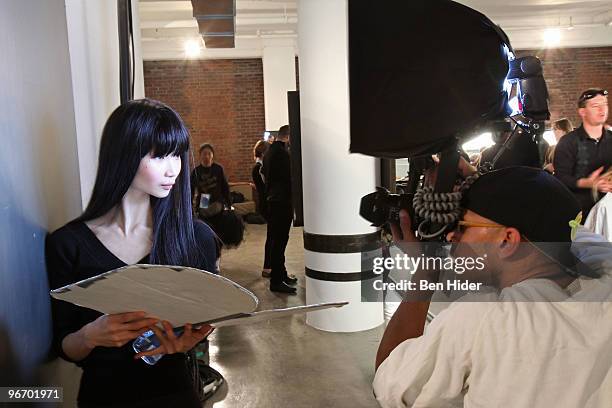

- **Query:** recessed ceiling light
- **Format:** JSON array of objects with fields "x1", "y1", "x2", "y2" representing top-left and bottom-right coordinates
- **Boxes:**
[
  {"x1": 184, "y1": 39, "x2": 202, "y2": 58},
  {"x1": 543, "y1": 28, "x2": 561, "y2": 46}
]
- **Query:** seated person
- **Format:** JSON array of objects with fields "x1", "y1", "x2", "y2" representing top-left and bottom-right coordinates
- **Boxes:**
[
  {"x1": 191, "y1": 143, "x2": 231, "y2": 220},
  {"x1": 374, "y1": 167, "x2": 612, "y2": 408}
]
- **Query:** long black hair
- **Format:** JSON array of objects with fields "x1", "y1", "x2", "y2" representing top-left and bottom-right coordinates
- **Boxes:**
[{"x1": 75, "y1": 98, "x2": 206, "y2": 268}]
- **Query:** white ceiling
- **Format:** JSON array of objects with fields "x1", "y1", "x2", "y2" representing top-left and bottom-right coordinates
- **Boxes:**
[{"x1": 139, "y1": 0, "x2": 612, "y2": 60}]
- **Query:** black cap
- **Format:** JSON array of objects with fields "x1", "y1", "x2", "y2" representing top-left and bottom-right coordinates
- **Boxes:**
[{"x1": 461, "y1": 166, "x2": 599, "y2": 278}]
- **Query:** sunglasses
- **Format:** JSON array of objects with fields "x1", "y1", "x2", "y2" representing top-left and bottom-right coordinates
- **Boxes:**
[
  {"x1": 454, "y1": 220, "x2": 506, "y2": 234},
  {"x1": 579, "y1": 89, "x2": 608, "y2": 104}
]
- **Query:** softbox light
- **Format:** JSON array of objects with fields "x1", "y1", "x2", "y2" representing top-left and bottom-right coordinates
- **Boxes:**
[{"x1": 349, "y1": 0, "x2": 510, "y2": 158}]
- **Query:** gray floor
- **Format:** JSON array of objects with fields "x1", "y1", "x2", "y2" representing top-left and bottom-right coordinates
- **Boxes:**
[{"x1": 204, "y1": 224, "x2": 385, "y2": 408}]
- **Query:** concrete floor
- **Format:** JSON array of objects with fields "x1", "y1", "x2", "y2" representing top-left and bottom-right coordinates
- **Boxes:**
[{"x1": 204, "y1": 224, "x2": 385, "y2": 408}]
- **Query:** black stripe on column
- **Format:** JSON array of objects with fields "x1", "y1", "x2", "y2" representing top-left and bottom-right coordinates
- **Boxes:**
[
  {"x1": 305, "y1": 268, "x2": 378, "y2": 282},
  {"x1": 303, "y1": 231, "x2": 381, "y2": 253}
]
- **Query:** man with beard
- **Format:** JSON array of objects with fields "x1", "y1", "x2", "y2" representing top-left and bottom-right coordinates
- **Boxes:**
[{"x1": 374, "y1": 166, "x2": 612, "y2": 408}]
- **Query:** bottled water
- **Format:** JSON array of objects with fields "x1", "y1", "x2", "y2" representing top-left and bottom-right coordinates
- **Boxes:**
[{"x1": 132, "y1": 327, "x2": 185, "y2": 365}]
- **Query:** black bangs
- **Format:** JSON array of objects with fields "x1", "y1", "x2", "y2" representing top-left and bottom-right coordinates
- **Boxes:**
[
  {"x1": 132, "y1": 100, "x2": 190, "y2": 158},
  {"x1": 149, "y1": 118, "x2": 190, "y2": 158}
]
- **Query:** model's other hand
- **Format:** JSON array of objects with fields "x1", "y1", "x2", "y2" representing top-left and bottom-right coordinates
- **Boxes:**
[
  {"x1": 83, "y1": 311, "x2": 159, "y2": 348},
  {"x1": 133, "y1": 321, "x2": 214, "y2": 359}
]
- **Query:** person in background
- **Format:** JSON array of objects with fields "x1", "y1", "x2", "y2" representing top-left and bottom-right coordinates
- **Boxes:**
[
  {"x1": 262, "y1": 125, "x2": 298, "y2": 293},
  {"x1": 544, "y1": 118, "x2": 574, "y2": 173},
  {"x1": 191, "y1": 144, "x2": 232, "y2": 236},
  {"x1": 584, "y1": 168, "x2": 612, "y2": 241},
  {"x1": 554, "y1": 88, "x2": 612, "y2": 218},
  {"x1": 252, "y1": 140, "x2": 272, "y2": 277}
]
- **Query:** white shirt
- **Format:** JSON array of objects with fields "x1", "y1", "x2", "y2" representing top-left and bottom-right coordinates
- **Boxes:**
[
  {"x1": 373, "y1": 228, "x2": 612, "y2": 408},
  {"x1": 585, "y1": 193, "x2": 612, "y2": 242}
]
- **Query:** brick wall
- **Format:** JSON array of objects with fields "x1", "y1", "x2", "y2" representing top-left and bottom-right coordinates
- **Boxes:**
[
  {"x1": 143, "y1": 48, "x2": 610, "y2": 181},
  {"x1": 516, "y1": 47, "x2": 612, "y2": 127},
  {"x1": 144, "y1": 59, "x2": 265, "y2": 182}
]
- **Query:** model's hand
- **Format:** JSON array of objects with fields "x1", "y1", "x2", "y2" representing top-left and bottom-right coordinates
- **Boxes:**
[
  {"x1": 133, "y1": 321, "x2": 214, "y2": 359},
  {"x1": 83, "y1": 311, "x2": 159, "y2": 349}
]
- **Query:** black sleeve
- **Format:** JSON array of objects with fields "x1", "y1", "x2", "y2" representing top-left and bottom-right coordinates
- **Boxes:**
[
  {"x1": 252, "y1": 163, "x2": 265, "y2": 193},
  {"x1": 193, "y1": 221, "x2": 220, "y2": 274},
  {"x1": 280, "y1": 150, "x2": 292, "y2": 194},
  {"x1": 262, "y1": 155, "x2": 270, "y2": 193},
  {"x1": 45, "y1": 228, "x2": 84, "y2": 363},
  {"x1": 553, "y1": 135, "x2": 579, "y2": 190}
]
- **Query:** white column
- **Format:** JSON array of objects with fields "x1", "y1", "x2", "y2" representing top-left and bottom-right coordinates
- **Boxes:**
[
  {"x1": 262, "y1": 40, "x2": 297, "y2": 131},
  {"x1": 298, "y1": 0, "x2": 383, "y2": 332}
]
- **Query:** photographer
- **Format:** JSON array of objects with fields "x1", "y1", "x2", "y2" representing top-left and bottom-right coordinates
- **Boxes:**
[{"x1": 374, "y1": 166, "x2": 612, "y2": 408}]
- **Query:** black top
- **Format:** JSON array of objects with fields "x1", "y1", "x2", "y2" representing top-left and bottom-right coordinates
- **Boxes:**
[
  {"x1": 553, "y1": 126, "x2": 612, "y2": 215},
  {"x1": 190, "y1": 163, "x2": 231, "y2": 207},
  {"x1": 46, "y1": 221, "x2": 217, "y2": 406},
  {"x1": 262, "y1": 141, "x2": 292, "y2": 204},
  {"x1": 251, "y1": 160, "x2": 266, "y2": 215}
]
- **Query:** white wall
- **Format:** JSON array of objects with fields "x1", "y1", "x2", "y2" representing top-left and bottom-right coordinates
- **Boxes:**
[
  {"x1": 0, "y1": 0, "x2": 82, "y2": 383},
  {"x1": 0, "y1": 0, "x2": 145, "y2": 404},
  {"x1": 262, "y1": 42, "x2": 297, "y2": 131}
]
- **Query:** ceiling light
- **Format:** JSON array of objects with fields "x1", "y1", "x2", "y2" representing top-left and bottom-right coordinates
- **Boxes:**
[
  {"x1": 184, "y1": 39, "x2": 202, "y2": 58},
  {"x1": 543, "y1": 28, "x2": 561, "y2": 47}
]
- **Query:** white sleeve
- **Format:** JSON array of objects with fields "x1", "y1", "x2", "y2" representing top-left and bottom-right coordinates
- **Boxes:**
[
  {"x1": 573, "y1": 226, "x2": 612, "y2": 278},
  {"x1": 584, "y1": 194, "x2": 612, "y2": 242},
  {"x1": 373, "y1": 302, "x2": 491, "y2": 408}
]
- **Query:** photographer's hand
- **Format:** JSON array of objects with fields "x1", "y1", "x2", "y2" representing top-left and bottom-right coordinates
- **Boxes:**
[
  {"x1": 389, "y1": 209, "x2": 418, "y2": 243},
  {"x1": 376, "y1": 210, "x2": 435, "y2": 371}
]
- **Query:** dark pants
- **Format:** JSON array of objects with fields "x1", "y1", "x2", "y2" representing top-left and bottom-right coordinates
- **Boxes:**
[
  {"x1": 268, "y1": 201, "x2": 293, "y2": 285},
  {"x1": 263, "y1": 225, "x2": 272, "y2": 270}
]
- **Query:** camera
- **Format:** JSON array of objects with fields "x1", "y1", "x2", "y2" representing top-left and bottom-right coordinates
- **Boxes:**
[{"x1": 360, "y1": 187, "x2": 415, "y2": 228}]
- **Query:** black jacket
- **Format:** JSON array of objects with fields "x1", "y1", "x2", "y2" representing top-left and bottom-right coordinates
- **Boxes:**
[
  {"x1": 262, "y1": 141, "x2": 292, "y2": 204},
  {"x1": 251, "y1": 161, "x2": 266, "y2": 215},
  {"x1": 190, "y1": 163, "x2": 231, "y2": 207}
]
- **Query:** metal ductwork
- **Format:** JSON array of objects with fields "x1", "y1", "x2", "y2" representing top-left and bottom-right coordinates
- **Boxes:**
[{"x1": 191, "y1": 0, "x2": 236, "y2": 48}]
